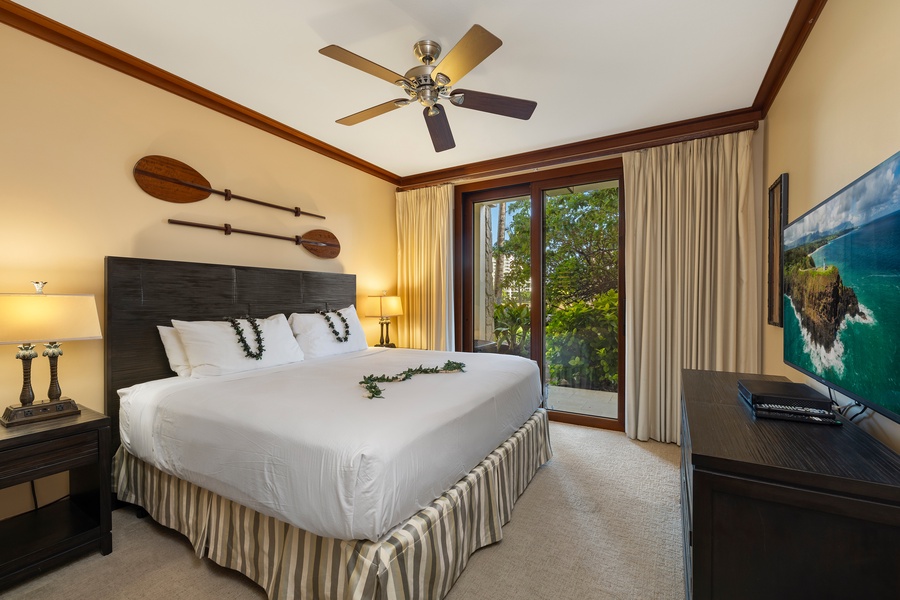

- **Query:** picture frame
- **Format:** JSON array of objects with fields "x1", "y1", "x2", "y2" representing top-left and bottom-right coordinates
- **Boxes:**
[{"x1": 767, "y1": 173, "x2": 789, "y2": 326}]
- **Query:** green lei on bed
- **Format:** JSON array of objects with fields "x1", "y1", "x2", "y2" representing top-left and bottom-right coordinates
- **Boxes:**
[
  {"x1": 226, "y1": 316, "x2": 265, "y2": 360},
  {"x1": 360, "y1": 360, "x2": 466, "y2": 399}
]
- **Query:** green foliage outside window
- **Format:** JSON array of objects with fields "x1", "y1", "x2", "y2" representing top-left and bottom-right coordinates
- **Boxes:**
[
  {"x1": 545, "y1": 290, "x2": 619, "y2": 391},
  {"x1": 488, "y1": 186, "x2": 619, "y2": 390},
  {"x1": 493, "y1": 301, "x2": 531, "y2": 357},
  {"x1": 498, "y1": 187, "x2": 619, "y2": 308}
]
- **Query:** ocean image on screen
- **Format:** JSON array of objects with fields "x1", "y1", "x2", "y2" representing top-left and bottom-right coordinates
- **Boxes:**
[{"x1": 783, "y1": 152, "x2": 900, "y2": 418}]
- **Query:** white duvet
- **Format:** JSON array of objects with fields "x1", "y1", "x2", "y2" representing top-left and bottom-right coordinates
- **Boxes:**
[{"x1": 118, "y1": 348, "x2": 542, "y2": 541}]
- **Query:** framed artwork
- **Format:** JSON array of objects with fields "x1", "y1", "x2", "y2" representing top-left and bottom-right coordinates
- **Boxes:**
[{"x1": 767, "y1": 173, "x2": 789, "y2": 326}]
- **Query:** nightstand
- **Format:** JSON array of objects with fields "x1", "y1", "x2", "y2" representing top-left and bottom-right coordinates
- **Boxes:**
[{"x1": 0, "y1": 406, "x2": 111, "y2": 589}]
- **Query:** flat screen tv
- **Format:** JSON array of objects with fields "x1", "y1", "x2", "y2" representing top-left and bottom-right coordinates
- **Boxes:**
[{"x1": 783, "y1": 151, "x2": 900, "y2": 424}]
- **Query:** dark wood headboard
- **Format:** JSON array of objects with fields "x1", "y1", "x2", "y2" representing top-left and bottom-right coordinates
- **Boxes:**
[{"x1": 104, "y1": 256, "x2": 356, "y2": 452}]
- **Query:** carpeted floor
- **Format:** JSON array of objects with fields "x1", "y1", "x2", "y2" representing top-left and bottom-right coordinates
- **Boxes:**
[{"x1": 0, "y1": 422, "x2": 684, "y2": 600}]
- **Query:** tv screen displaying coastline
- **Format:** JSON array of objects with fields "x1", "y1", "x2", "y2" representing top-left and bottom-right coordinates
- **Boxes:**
[{"x1": 783, "y1": 151, "x2": 900, "y2": 423}]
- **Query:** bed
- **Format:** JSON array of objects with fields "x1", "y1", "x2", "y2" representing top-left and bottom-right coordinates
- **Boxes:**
[{"x1": 105, "y1": 256, "x2": 551, "y2": 599}]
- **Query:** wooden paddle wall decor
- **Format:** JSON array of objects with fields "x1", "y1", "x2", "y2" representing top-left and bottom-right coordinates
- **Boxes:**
[
  {"x1": 133, "y1": 155, "x2": 340, "y2": 258},
  {"x1": 167, "y1": 219, "x2": 341, "y2": 258},
  {"x1": 133, "y1": 155, "x2": 325, "y2": 219}
]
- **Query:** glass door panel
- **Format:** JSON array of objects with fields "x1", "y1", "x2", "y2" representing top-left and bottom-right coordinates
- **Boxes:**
[
  {"x1": 472, "y1": 195, "x2": 531, "y2": 356},
  {"x1": 542, "y1": 181, "x2": 620, "y2": 419}
]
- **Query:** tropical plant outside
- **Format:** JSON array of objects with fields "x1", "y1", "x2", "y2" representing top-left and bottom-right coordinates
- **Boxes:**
[
  {"x1": 545, "y1": 290, "x2": 618, "y2": 391},
  {"x1": 493, "y1": 301, "x2": 531, "y2": 357},
  {"x1": 486, "y1": 185, "x2": 619, "y2": 392}
]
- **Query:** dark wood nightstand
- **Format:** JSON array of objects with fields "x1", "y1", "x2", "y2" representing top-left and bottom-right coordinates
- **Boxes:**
[{"x1": 0, "y1": 406, "x2": 111, "y2": 589}]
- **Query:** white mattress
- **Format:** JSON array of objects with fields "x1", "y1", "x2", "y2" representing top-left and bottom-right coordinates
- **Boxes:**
[{"x1": 118, "y1": 348, "x2": 542, "y2": 541}]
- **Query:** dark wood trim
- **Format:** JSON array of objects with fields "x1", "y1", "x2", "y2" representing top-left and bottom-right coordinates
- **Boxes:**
[
  {"x1": 528, "y1": 179, "x2": 544, "y2": 376},
  {"x1": 454, "y1": 158, "x2": 624, "y2": 194},
  {"x1": 0, "y1": 1, "x2": 400, "y2": 185},
  {"x1": 549, "y1": 410, "x2": 624, "y2": 432},
  {"x1": 752, "y1": 0, "x2": 828, "y2": 117},
  {"x1": 399, "y1": 109, "x2": 759, "y2": 189},
  {"x1": 457, "y1": 183, "x2": 533, "y2": 203},
  {"x1": 2, "y1": 0, "x2": 822, "y2": 188}
]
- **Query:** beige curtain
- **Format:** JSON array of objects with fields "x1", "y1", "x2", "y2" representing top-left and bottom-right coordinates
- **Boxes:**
[
  {"x1": 395, "y1": 184, "x2": 455, "y2": 350},
  {"x1": 623, "y1": 130, "x2": 760, "y2": 443}
]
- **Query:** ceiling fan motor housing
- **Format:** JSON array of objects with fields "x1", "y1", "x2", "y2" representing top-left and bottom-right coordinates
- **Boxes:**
[
  {"x1": 412, "y1": 39, "x2": 441, "y2": 64},
  {"x1": 403, "y1": 64, "x2": 449, "y2": 108}
]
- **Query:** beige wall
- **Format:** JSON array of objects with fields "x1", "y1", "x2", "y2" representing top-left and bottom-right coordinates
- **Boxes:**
[
  {"x1": 762, "y1": 0, "x2": 900, "y2": 449},
  {"x1": 0, "y1": 24, "x2": 397, "y2": 516}
]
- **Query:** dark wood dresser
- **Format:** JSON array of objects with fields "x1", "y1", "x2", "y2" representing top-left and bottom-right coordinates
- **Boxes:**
[{"x1": 681, "y1": 369, "x2": 900, "y2": 600}]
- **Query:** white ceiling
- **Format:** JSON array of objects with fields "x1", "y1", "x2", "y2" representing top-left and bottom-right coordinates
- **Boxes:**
[{"x1": 15, "y1": 0, "x2": 798, "y2": 178}]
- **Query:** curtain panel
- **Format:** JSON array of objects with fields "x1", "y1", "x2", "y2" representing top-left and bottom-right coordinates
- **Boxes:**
[
  {"x1": 396, "y1": 184, "x2": 455, "y2": 350},
  {"x1": 623, "y1": 131, "x2": 760, "y2": 443}
]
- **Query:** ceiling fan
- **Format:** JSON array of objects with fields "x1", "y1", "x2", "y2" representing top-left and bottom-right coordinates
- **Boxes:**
[{"x1": 319, "y1": 25, "x2": 537, "y2": 152}]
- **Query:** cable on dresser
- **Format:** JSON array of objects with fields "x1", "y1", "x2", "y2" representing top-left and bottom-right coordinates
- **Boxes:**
[{"x1": 848, "y1": 405, "x2": 869, "y2": 422}]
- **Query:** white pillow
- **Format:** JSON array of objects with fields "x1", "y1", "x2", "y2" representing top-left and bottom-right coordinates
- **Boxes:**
[
  {"x1": 289, "y1": 305, "x2": 367, "y2": 358},
  {"x1": 172, "y1": 313, "x2": 305, "y2": 377},
  {"x1": 157, "y1": 325, "x2": 192, "y2": 377}
]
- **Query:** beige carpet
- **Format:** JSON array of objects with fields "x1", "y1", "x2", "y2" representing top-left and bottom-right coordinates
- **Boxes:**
[{"x1": 0, "y1": 422, "x2": 684, "y2": 600}]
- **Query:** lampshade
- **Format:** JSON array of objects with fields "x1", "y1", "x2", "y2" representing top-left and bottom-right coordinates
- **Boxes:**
[
  {"x1": 0, "y1": 293, "x2": 102, "y2": 345},
  {"x1": 365, "y1": 295, "x2": 403, "y2": 318}
]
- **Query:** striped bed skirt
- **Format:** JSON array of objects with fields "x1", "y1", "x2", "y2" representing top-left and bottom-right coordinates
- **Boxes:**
[{"x1": 114, "y1": 408, "x2": 551, "y2": 600}]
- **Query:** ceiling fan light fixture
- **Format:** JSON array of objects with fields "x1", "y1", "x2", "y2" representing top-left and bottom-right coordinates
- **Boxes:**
[{"x1": 418, "y1": 87, "x2": 439, "y2": 108}]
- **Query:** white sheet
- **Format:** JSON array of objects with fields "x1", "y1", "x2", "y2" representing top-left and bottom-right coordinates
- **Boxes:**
[{"x1": 118, "y1": 348, "x2": 542, "y2": 541}]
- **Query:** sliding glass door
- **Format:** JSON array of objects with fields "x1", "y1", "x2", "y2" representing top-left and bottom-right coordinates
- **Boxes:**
[
  {"x1": 457, "y1": 163, "x2": 624, "y2": 430},
  {"x1": 472, "y1": 195, "x2": 531, "y2": 356},
  {"x1": 542, "y1": 181, "x2": 620, "y2": 420}
]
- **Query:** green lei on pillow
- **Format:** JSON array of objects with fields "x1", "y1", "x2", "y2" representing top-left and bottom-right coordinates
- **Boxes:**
[{"x1": 226, "y1": 317, "x2": 265, "y2": 360}]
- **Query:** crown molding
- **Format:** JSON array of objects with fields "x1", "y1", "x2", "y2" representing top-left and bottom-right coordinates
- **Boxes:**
[
  {"x1": 0, "y1": 0, "x2": 400, "y2": 184},
  {"x1": 752, "y1": 0, "x2": 828, "y2": 117},
  {"x1": 2, "y1": 0, "x2": 824, "y2": 187},
  {"x1": 399, "y1": 0, "x2": 827, "y2": 188},
  {"x1": 398, "y1": 108, "x2": 760, "y2": 189}
]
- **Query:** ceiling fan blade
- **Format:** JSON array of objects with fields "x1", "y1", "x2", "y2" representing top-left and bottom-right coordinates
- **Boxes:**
[
  {"x1": 433, "y1": 24, "x2": 502, "y2": 85},
  {"x1": 450, "y1": 89, "x2": 537, "y2": 120},
  {"x1": 423, "y1": 105, "x2": 455, "y2": 152},
  {"x1": 319, "y1": 45, "x2": 408, "y2": 86},
  {"x1": 336, "y1": 99, "x2": 409, "y2": 126}
]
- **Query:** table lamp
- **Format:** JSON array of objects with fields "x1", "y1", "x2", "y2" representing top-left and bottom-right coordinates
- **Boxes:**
[
  {"x1": 0, "y1": 282, "x2": 102, "y2": 427},
  {"x1": 366, "y1": 294, "x2": 403, "y2": 348}
]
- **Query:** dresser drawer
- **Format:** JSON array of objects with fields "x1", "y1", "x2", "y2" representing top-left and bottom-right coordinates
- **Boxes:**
[{"x1": 0, "y1": 431, "x2": 98, "y2": 488}]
